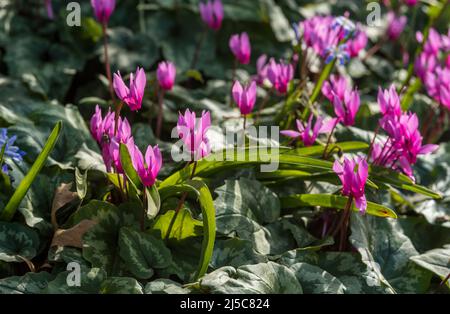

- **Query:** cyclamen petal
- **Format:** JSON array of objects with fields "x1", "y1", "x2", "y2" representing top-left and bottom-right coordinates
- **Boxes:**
[
  {"x1": 229, "y1": 32, "x2": 251, "y2": 64},
  {"x1": 387, "y1": 12, "x2": 407, "y2": 40},
  {"x1": 45, "y1": 0, "x2": 54, "y2": 19},
  {"x1": 378, "y1": 85, "x2": 401, "y2": 117},
  {"x1": 177, "y1": 109, "x2": 211, "y2": 160},
  {"x1": 157, "y1": 61, "x2": 176, "y2": 91},
  {"x1": 132, "y1": 145, "x2": 162, "y2": 187},
  {"x1": 333, "y1": 157, "x2": 369, "y2": 213},
  {"x1": 113, "y1": 67, "x2": 147, "y2": 111},
  {"x1": 232, "y1": 80, "x2": 257, "y2": 115},
  {"x1": 281, "y1": 115, "x2": 328, "y2": 146},
  {"x1": 280, "y1": 130, "x2": 302, "y2": 138},
  {"x1": 91, "y1": 0, "x2": 116, "y2": 24},
  {"x1": 199, "y1": 0, "x2": 223, "y2": 30}
]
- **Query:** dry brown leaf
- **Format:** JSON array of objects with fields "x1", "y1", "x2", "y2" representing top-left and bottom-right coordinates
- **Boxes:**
[
  {"x1": 51, "y1": 182, "x2": 78, "y2": 229},
  {"x1": 51, "y1": 219, "x2": 97, "y2": 248}
]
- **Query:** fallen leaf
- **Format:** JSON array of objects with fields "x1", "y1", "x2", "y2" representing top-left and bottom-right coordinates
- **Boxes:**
[
  {"x1": 51, "y1": 219, "x2": 97, "y2": 248},
  {"x1": 51, "y1": 183, "x2": 78, "y2": 229}
]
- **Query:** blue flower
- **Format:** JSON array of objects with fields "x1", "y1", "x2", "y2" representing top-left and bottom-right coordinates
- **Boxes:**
[
  {"x1": 0, "y1": 128, "x2": 25, "y2": 165},
  {"x1": 324, "y1": 44, "x2": 350, "y2": 65},
  {"x1": 1, "y1": 164, "x2": 9, "y2": 175},
  {"x1": 332, "y1": 16, "x2": 356, "y2": 39},
  {"x1": 292, "y1": 22, "x2": 300, "y2": 41}
]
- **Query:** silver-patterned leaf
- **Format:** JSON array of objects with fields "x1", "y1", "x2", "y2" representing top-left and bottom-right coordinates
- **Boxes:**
[
  {"x1": 118, "y1": 227, "x2": 172, "y2": 280},
  {"x1": 199, "y1": 262, "x2": 302, "y2": 294},
  {"x1": 100, "y1": 277, "x2": 143, "y2": 294},
  {"x1": 0, "y1": 222, "x2": 39, "y2": 262}
]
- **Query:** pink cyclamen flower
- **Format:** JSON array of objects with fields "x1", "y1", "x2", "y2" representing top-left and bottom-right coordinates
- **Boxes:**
[
  {"x1": 377, "y1": 112, "x2": 439, "y2": 179},
  {"x1": 229, "y1": 32, "x2": 251, "y2": 65},
  {"x1": 131, "y1": 144, "x2": 162, "y2": 187},
  {"x1": 90, "y1": 0, "x2": 116, "y2": 24},
  {"x1": 232, "y1": 81, "x2": 257, "y2": 115},
  {"x1": 387, "y1": 12, "x2": 407, "y2": 40},
  {"x1": 109, "y1": 136, "x2": 136, "y2": 174},
  {"x1": 45, "y1": 0, "x2": 54, "y2": 19},
  {"x1": 346, "y1": 26, "x2": 368, "y2": 58},
  {"x1": 299, "y1": 16, "x2": 366, "y2": 62},
  {"x1": 113, "y1": 67, "x2": 147, "y2": 111},
  {"x1": 424, "y1": 66, "x2": 450, "y2": 110},
  {"x1": 417, "y1": 28, "x2": 442, "y2": 56},
  {"x1": 267, "y1": 59, "x2": 294, "y2": 94},
  {"x1": 281, "y1": 114, "x2": 332, "y2": 146},
  {"x1": 199, "y1": 0, "x2": 224, "y2": 31},
  {"x1": 333, "y1": 157, "x2": 369, "y2": 213},
  {"x1": 255, "y1": 54, "x2": 269, "y2": 85},
  {"x1": 177, "y1": 109, "x2": 211, "y2": 160},
  {"x1": 322, "y1": 75, "x2": 348, "y2": 102},
  {"x1": 404, "y1": 0, "x2": 418, "y2": 6},
  {"x1": 332, "y1": 88, "x2": 361, "y2": 126},
  {"x1": 90, "y1": 105, "x2": 132, "y2": 172},
  {"x1": 157, "y1": 61, "x2": 176, "y2": 91},
  {"x1": 378, "y1": 84, "x2": 402, "y2": 118}
]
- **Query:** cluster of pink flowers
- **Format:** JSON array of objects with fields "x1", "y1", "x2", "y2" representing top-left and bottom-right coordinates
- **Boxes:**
[
  {"x1": 90, "y1": 104, "x2": 212, "y2": 185},
  {"x1": 414, "y1": 28, "x2": 450, "y2": 110},
  {"x1": 177, "y1": 109, "x2": 211, "y2": 160},
  {"x1": 296, "y1": 15, "x2": 367, "y2": 64},
  {"x1": 90, "y1": 105, "x2": 162, "y2": 187},
  {"x1": 254, "y1": 55, "x2": 294, "y2": 94},
  {"x1": 322, "y1": 75, "x2": 361, "y2": 127},
  {"x1": 90, "y1": 54, "x2": 212, "y2": 186},
  {"x1": 370, "y1": 85, "x2": 439, "y2": 180}
]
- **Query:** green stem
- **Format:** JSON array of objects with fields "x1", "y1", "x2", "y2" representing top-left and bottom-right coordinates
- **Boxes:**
[
  {"x1": 331, "y1": 196, "x2": 353, "y2": 238},
  {"x1": 0, "y1": 143, "x2": 6, "y2": 171},
  {"x1": 304, "y1": 59, "x2": 336, "y2": 120},
  {"x1": 141, "y1": 188, "x2": 147, "y2": 232},
  {"x1": 322, "y1": 119, "x2": 338, "y2": 159},
  {"x1": 165, "y1": 161, "x2": 198, "y2": 241},
  {"x1": 156, "y1": 89, "x2": 165, "y2": 138},
  {"x1": 191, "y1": 28, "x2": 207, "y2": 69}
]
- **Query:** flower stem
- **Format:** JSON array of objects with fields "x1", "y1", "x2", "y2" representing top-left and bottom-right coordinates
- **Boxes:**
[
  {"x1": 366, "y1": 124, "x2": 380, "y2": 162},
  {"x1": 331, "y1": 196, "x2": 353, "y2": 237},
  {"x1": 156, "y1": 88, "x2": 165, "y2": 138},
  {"x1": 309, "y1": 59, "x2": 336, "y2": 106},
  {"x1": 102, "y1": 22, "x2": 120, "y2": 135},
  {"x1": 165, "y1": 160, "x2": 198, "y2": 241},
  {"x1": 322, "y1": 119, "x2": 338, "y2": 159},
  {"x1": 141, "y1": 188, "x2": 147, "y2": 232},
  {"x1": 191, "y1": 28, "x2": 207, "y2": 69},
  {"x1": 229, "y1": 59, "x2": 238, "y2": 107},
  {"x1": 255, "y1": 89, "x2": 271, "y2": 124},
  {"x1": 362, "y1": 37, "x2": 387, "y2": 62}
]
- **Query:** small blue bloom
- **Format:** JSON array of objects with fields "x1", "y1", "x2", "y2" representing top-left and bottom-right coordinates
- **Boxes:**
[
  {"x1": 324, "y1": 44, "x2": 350, "y2": 65},
  {"x1": 332, "y1": 16, "x2": 356, "y2": 39},
  {"x1": 0, "y1": 128, "x2": 25, "y2": 164},
  {"x1": 292, "y1": 22, "x2": 300, "y2": 41},
  {"x1": 1, "y1": 164, "x2": 9, "y2": 175}
]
